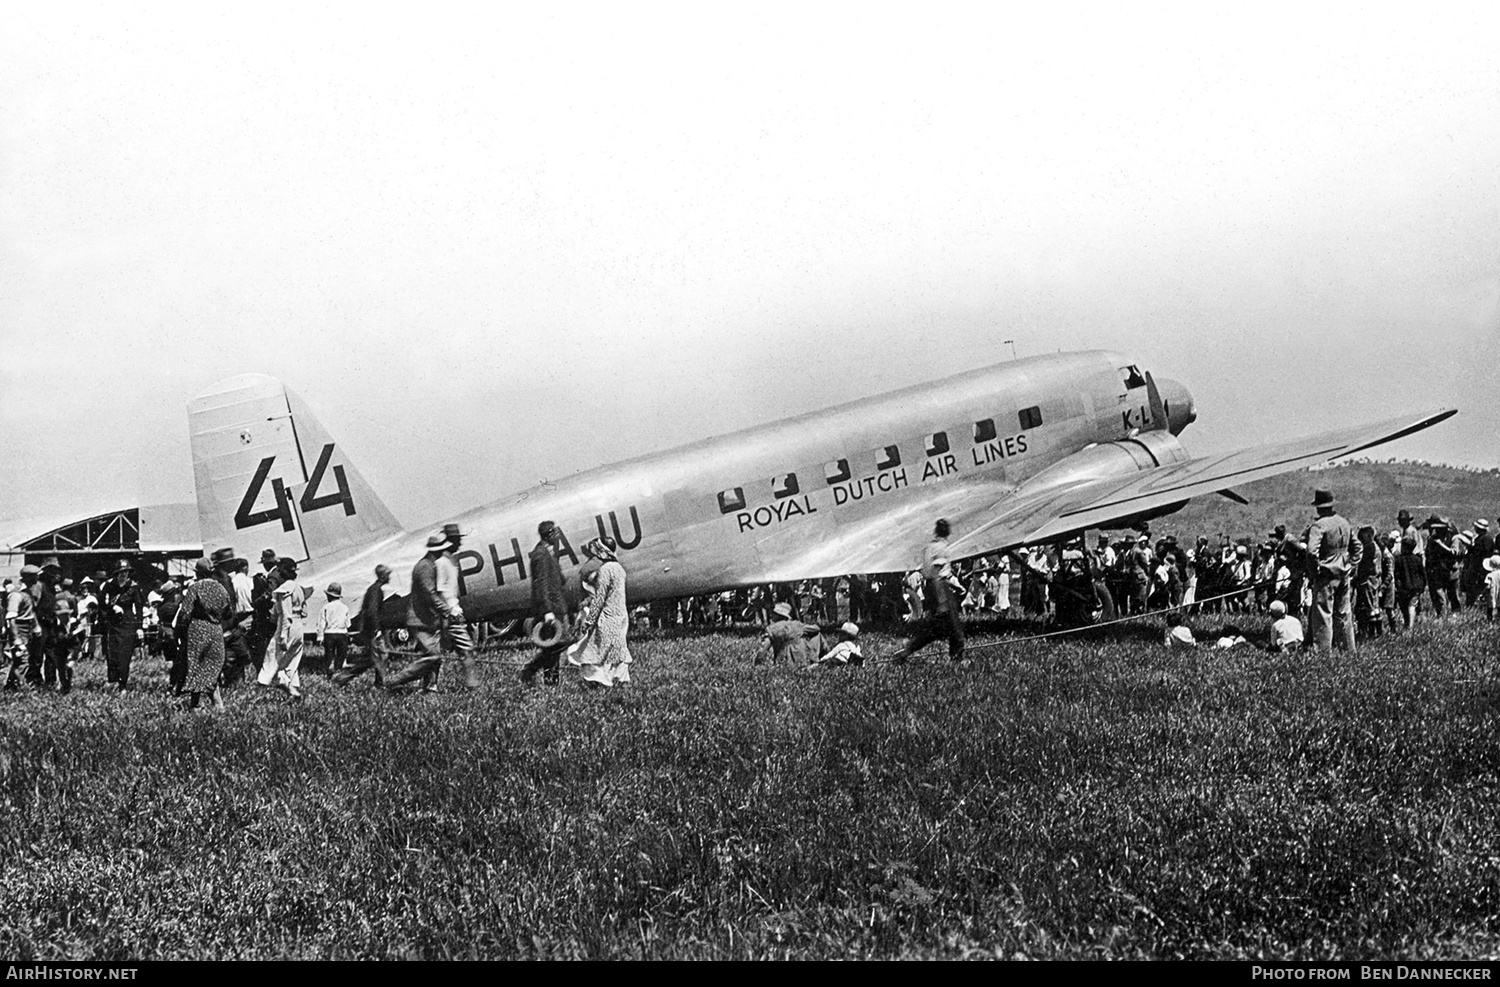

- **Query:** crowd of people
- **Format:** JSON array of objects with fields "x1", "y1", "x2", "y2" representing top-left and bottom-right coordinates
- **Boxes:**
[
  {"x1": 6, "y1": 486, "x2": 1498, "y2": 696},
  {"x1": 0, "y1": 519, "x2": 635, "y2": 710}
]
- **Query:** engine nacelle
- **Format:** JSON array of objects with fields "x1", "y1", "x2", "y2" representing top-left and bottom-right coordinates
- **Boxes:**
[{"x1": 1018, "y1": 431, "x2": 1192, "y2": 495}]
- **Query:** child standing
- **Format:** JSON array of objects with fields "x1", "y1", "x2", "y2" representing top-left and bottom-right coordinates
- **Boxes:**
[{"x1": 317, "y1": 582, "x2": 350, "y2": 677}]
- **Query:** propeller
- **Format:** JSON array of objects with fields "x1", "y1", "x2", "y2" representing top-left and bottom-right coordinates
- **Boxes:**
[{"x1": 1143, "y1": 370, "x2": 1168, "y2": 432}]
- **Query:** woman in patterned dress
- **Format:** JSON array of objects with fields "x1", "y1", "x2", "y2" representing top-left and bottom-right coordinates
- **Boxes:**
[
  {"x1": 566, "y1": 537, "x2": 632, "y2": 689},
  {"x1": 176, "y1": 558, "x2": 230, "y2": 710}
]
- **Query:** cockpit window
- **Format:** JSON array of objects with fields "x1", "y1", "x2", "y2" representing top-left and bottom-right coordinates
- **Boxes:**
[{"x1": 1121, "y1": 365, "x2": 1146, "y2": 389}]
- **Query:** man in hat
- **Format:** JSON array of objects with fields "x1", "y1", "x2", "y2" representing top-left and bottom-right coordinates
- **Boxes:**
[
  {"x1": 334, "y1": 564, "x2": 395, "y2": 686},
  {"x1": 1423, "y1": 515, "x2": 1463, "y2": 616},
  {"x1": 436, "y1": 524, "x2": 478, "y2": 688},
  {"x1": 1304, "y1": 489, "x2": 1355, "y2": 652},
  {"x1": 1396, "y1": 509, "x2": 1425, "y2": 562},
  {"x1": 99, "y1": 560, "x2": 147, "y2": 689},
  {"x1": 762, "y1": 600, "x2": 823, "y2": 665},
  {"x1": 521, "y1": 521, "x2": 570, "y2": 686},
  {"x1": 386, "y1": 531, "x2": 476, "y2": 692},
  {"x1": 1463, "y1": 519, "x2": 1493, "y2": 607},
  {"x1": 207, "y1": 547, "x2": 255, "y2": 688},
  {"x1": 3, "y1": 565, "x2": 42, "y2": 690},
  {"x1": 247, "y1": 547, "x2": 281, "y2": 683},
  {"x1": 32, "y1": 557, "x2": 70, "y2": 692}
]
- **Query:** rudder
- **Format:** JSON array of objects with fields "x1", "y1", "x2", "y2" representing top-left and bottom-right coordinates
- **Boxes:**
[{"x1": 188, "y1": 374, "x2": 403, "y2": 570}]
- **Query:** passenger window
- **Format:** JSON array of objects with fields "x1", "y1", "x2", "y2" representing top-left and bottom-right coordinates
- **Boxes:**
[
  {"x1": 925, "y1": 431, "x2": 949, "y2": 457},
  {"x1": 875, "y1": 445, "x2": 901, "y2": 471},
  {"x1": 973, "y1": 419, "x2": 996, "y2": 444},
  {"x1": 718, "y1": 487, "x2": 746, "y2": 514},
  {"x1": 1019, "y1": 406, "x2": 1043, "y2": 430},
  {"x1": 824, "y1": 458, "x2": 851, "y2": 485},
  {"x1": 772, "y1": 473, "x2": 800, "y2": 499},
  {"x1": 1121, "y1": 366, "x2": 1146, "y2": 389}
]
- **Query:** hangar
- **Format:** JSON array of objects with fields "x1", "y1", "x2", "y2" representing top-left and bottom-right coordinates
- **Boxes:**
[{"x1": 0, "y1": 504, "x2": 202, "y2": 584}]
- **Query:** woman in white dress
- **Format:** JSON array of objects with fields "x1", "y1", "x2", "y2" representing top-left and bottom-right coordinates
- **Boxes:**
[{"x1": 567, "y1": 537, "x2": 632, "y2": 689}]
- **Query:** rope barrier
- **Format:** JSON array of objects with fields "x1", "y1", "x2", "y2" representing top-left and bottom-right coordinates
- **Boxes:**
[{"x1": 870, "y1": 577, "x2": 1286, "y2": 663}]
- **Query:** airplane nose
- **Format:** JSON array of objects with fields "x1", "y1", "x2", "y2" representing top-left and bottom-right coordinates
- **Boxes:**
[{"x1": 1156, "y1": 377, "x2": 1196, "y2": 435}]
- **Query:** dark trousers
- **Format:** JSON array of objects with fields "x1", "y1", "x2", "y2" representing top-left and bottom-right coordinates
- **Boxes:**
[
  {"x1": 44, "y1": 633, "x2": 73, "y2": 694},
  {"x1": 898, "y1": 608, "x2": 966, "y2": 661},
  {"x1": 333, "y1": 633, "x2": 393, "y2": 686},
  {"x1": 104, "y1": 625, "x2": 137, "y2": 686},
  {"x1": 1428, "y1": 573, "x2": 1462, "y2": 616},
  {"x1": 221, "y1": 625, "x2": 253, "y2": 687},
  {"x1": 166, "y1": 632, "x2": 187, "y2": 694},
  {"x1": 323, "y1": 633, "x2": 348, "y2": 675},
  {"x1": 521, "y1": 645, "x2": 566, "y2": 684}
]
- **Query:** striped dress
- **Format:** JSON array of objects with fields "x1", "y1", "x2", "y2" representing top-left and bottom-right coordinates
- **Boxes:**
[{"x1": 180, "y1": 577, "x2": 230, "y2": 694}]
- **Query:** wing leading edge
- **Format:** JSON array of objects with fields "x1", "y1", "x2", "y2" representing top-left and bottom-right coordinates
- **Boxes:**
[
  {"x1": 760, "y1": 408, "x2": 1454, "y2": 578},
  {"x1": 948, "y1": 407, "x2": 1457, "y2": 557}
]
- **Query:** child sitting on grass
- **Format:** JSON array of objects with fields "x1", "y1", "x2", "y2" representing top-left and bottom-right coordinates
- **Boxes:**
[{"x1": 810, "y1": 622, "x2": 864, "y2": 668}]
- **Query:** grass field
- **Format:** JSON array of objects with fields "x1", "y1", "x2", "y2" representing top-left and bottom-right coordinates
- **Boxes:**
[{"x1": 2, "y1": 612, "x2": 1499, "y2": 960}]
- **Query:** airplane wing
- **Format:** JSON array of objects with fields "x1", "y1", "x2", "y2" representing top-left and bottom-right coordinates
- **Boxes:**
[
  {"x1": 948, "y1": 407, "x2": 1457, "y2": 557},
  {"x1": 764, "y1": 408, "x2": 1454, "y2": 578}
]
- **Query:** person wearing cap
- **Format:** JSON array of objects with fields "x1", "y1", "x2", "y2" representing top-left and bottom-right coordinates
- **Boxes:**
[
  {"x1": 317, "y1": 583, "x2": 351, "y2": 677},
  {"x1": 98, "y1": 560, "x2": 147, "y2": 690},
  {"x1": 566, "y1": 536, "x2": 633, "y2": 688},
  {"x1": 1267, "y1": 599, "x2": 1304, "y2": 653},
  {"x1": 259, "y1": 557, "x2": 307, "y2": 699},
  {"x1": 1463, "y1": 519, "x2": 1493, "y2": 607},
  {"x1": 761, "y1": 600, "x2": 823, "y2": 665},
  {"x1": 247, "y1": 548, "x2": 282, "y2": 683},
  {"x1": 810, "y1": 621, "x2": 863, "y2": 668},
  {"x1": 521, "y1": 521, "x2": 570, "y2": 687},
  {"x1": 3, "y1": 565, "x2": 42, "y2": 690},
  {"x1": 334, "y1": 565, "x2": 395, "y2": 687},
  {"x1": 1304, "y1": 489, "x2": 1355, "y2": 653},
  {"x1": 176, "y1": 557, "x2": 231, "y2": 710}
]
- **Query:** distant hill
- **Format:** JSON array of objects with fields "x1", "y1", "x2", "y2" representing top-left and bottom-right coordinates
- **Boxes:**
[{"x1": 1110, "y1": 460, "x2": 1500, "y2": 544}]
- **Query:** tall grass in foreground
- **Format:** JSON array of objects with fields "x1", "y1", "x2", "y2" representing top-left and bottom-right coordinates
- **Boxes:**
[{"x1": 1, "y1": 613, "x2": 1498, "y2": 959}]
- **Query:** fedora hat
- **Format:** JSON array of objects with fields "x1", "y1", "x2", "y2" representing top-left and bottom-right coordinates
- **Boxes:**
[
  {"x1": 112, "y1": 560, "x2": 132, "y2": 574},
  {"x1": 1476, "y1": 519, "x2": 1490, "y2": 532},
  {"x1": 529, "y1": 616, "x2": 566, "y2": 648},
  {"x1": 210, "y1": 546, "x2": 237, "y2": 567},
  {"x1": 1311, "y1": 489, "x2": 1335, "y2": 507},
  {"x1": 772, "y1": 601, "x2": 793, "y2": 619},
  {"x1": 325, "y1": 582, "x2": 342, "y2": 599},
  {"x1": 40, "y1": 556, "x2": 62, "y2": 571}
]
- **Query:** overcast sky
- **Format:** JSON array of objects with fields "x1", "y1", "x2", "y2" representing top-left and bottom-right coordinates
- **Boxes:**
[{"x1": 3, "y1": 4, "x2": 1497, "y2": 530}]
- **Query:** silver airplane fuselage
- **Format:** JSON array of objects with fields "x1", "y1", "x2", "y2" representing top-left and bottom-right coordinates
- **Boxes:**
[{"x1": 310, "y1": 349, "x2": 1195, "y2": 618}]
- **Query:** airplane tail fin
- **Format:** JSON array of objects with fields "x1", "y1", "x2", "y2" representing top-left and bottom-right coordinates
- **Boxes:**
[{"x1": 187, "y1": 374, "x2": 403, "y2": 571}]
